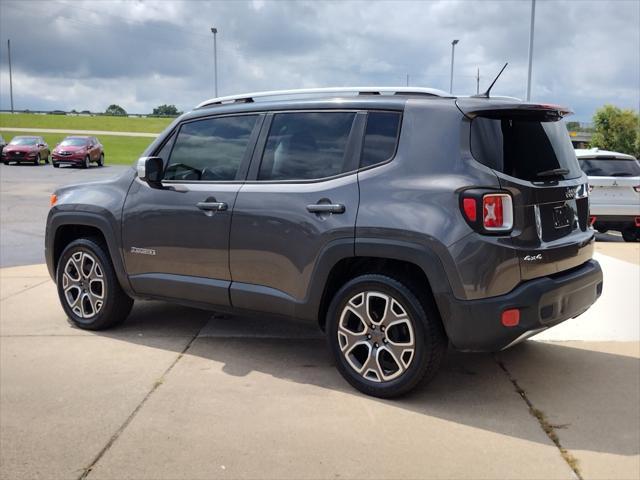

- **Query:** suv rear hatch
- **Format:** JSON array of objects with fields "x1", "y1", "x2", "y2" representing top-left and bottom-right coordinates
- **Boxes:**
[
  {"x1": 457, "y1": 98, "x2": 593, "y2": 281},
  {"x1": 576, "y1": 153, "x2": 640, "y2": 212}
]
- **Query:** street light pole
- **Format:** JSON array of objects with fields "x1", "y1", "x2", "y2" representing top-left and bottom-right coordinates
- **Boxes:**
[
  {"x1": 211, "y1": 27, "x2": 218, "y2": 97},
  {"x1": 526, "y1": 0, "x2": 536, "y2": 101},
  {"x1": 449, "y1": 39, "x2": 459, "y2": 94},
  {"x1": 8, "y1": 39, "x2": 14, "y2": 113}
]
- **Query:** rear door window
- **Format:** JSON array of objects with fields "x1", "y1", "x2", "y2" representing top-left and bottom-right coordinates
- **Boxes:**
[
  {"x1": 360, "y1": 112, "x2": 401, "y2": 168},
  {"x1": 258, "y1": 112, "x2": 356, "y2": 181},
  {"x1": 578, "y1": 158, "x2": 640, "y2": 177},
  {"x1": 471, "y1": 117, "x2": 582, "y2": 181}
]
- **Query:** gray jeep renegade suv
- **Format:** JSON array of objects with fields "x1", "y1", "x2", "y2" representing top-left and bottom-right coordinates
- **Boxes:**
[{"x1": 45, "y1": 87, "x2": 603, "y2": 398}]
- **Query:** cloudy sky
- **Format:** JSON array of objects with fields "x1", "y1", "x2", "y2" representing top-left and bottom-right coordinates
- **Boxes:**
[{"x1": 0, "y1": 0, "x2": 638, "y2": 121}]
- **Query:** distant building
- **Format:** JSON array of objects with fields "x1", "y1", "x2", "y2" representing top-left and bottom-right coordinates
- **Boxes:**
[{"x1": 568, "y1": 130, "x2": 592, "y2": 149}]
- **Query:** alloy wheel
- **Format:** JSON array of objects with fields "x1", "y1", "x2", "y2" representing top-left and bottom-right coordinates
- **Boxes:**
[
  {"x1": 337, "y1": 291, "x2": 415, "y2": 382},
  {"x1": 62, "y1": 251, "x2": 106, "y2": 319}
]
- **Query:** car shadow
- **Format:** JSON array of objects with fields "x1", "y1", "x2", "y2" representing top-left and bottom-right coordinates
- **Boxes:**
[{"x1": 93, "y1": 299, "x2": 639, "y2": 458}]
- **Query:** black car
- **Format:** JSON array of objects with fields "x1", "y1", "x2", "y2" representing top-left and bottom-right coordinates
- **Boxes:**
[{"x1": 45, "y1": 87, "x2": 602, "y2": 397}]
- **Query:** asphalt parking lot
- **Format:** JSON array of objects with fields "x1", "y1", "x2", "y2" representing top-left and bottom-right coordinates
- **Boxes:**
[{"x1": 0, "y1": 163, "x2": 639, "y2": 479}]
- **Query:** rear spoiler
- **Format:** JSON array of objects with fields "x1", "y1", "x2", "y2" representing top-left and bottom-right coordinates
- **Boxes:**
[{"x1": 456, "y1": 98, "x2": 573, "y2": 121}]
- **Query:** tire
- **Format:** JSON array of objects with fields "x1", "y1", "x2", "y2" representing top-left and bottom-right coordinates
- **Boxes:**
[
  {"x1": 82, "y1": 156, "x2": 90, "y2": 169},
  {"x1": 56, "y1": 237, "x2": 133, "y2": 330},
  {"x1": 34, "y1": 154, "x2": 40, "y2": 166},
  {"x1": 52, "y1": 162, "x2": 60, "y2": 168},
  {"x1": 3, "y1": 161, "x2": 8, "y2": 165},
  {"x1": 326, "y1": 274, "x2": 447, "y2": 398},
  {"x1": 97, "y1": 153, "x2": 104, "y2": 167},
  {"x1": 622, "y1": 228, "x2": 640, "y2": 242}
]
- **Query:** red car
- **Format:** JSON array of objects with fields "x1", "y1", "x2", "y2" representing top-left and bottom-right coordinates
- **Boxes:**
[
  {"x1": 52, "y1": 136, "x2": 104, "y2": 168},
  {"x1": 2, "y1": 136, "x2": 50, "y2": 165}
]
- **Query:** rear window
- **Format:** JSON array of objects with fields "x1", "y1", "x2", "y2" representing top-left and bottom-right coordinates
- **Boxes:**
[
  {"x1": 258, "y1": 112, "x2": 355, "y2": 181},
  {"x1": 360, "y1": 112, "x2": 401, "y2": 168},
  {"x1": 471, "y1": 117, "x2": 582, "y2": 181},
  {"x1": 578, "y1": 158, "x2": 640, "y2": 177}
]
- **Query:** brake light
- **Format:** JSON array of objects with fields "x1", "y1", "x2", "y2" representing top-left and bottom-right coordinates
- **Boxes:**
[
  {"x1": 589, "y1": 216, "x2": 597, "y2": 226},
  {"x1": 462, "y1": 198, "x2": 477, "y2": 222},
  {"x1": 635, "y1": 217, "x2": 640, "y2": 227},
  {"x1": 482, "y1": 194, "x2": 513, "y2": 231}
]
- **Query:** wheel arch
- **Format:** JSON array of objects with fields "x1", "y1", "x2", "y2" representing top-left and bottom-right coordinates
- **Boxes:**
[
  {"x1": 311, "y1": 239, "x2": 457, "y2": 335},
  {"x1": 46, "y1": 210, "x2": 132, "y2": 295}
]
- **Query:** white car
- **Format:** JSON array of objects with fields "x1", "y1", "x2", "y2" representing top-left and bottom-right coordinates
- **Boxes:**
[{"x1": 576, "y1": 148, "x2": 640, "y2": 242}]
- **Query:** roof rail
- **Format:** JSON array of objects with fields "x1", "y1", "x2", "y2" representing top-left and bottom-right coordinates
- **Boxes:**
[{"x1": 195, "y1": 86, "x2": 452, "y2": 109}]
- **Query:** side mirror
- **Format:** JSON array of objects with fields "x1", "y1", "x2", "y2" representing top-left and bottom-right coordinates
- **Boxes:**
[{"x1": 136, "y1": 156, "x2": 163, "y2": 186}]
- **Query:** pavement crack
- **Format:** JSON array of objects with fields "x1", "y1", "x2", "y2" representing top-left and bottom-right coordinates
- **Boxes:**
[
  {"x1": 77, "y1": 325, "x2": 204, "y2": 480},
  {"x1": 0, "y1": 279, "x2": 50, "y2": 301},
  {"x1": 494, "y1": 355, "x2": 583, "y2": 480}
]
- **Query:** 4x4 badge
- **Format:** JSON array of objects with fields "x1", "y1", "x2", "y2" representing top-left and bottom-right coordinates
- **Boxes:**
[{"x1": 523, "y1": 254, "x2": 542, "y2": 261}]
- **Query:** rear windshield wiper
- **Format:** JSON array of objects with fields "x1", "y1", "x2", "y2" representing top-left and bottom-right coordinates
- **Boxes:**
[{"x1": 536, "y1": 168, "x2": 570, "y2": 178}]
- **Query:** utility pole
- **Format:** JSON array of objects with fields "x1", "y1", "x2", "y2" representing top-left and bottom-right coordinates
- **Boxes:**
[
  {"x1": 476, "y1": 68, "x2": 480, "y2": 95},
  {"x1": 8, "y1": 39, "x2": 14, "y2": 113},
  {"x1": 211, "y1": 27, "x2": 218, "y2": 97},
  {"x1": 526, "y1": 0, "x2": 536, "y2": 101},
  {"x1": 449, "y1": 39, "x2": 459, "y2": 94}
]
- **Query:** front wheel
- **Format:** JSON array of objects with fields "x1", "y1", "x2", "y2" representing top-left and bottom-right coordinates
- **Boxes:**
[
  {"x1": 97, "y1": 153, "x2": 104, "y2": 167},
  {"x1": 34, "y1": 154, "x2": 40, "y2": 166},
  {"x1": 326, "y1": 274, "x2": 447, "y2": 398},
  {"x1": 622, "y1": 228, "x2": 640, "y2": 242},
  {"x1": 82, "y1": 156, "x2": 90, "y2": 169},
  {"x1": 56, "y1": 238, "x2": 133, "y2": 330},
  {"x1": 52, "y1": 162, "x2": 60, "y2": 168}
]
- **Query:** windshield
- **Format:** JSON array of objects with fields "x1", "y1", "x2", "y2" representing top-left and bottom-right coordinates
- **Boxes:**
[
  {"x1": 579, "y1": 158, "x2": 640, "y2": 177},
  {"x1": 9, "y1": 137, "x2": 38, "y2": 146},
  {"x1": 60, "y1": 138, "x2": 88, "y2": 146},
  {"x1": 470, "y1": 117, "x2": 582, "y2": 181}
]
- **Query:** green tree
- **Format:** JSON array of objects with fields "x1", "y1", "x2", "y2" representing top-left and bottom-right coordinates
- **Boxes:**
[
  {"x1": 590, "y1": 104, "x2": 640, "y2": 157},
  {"x1": 565, "y1": 121, "x2": 580, "y2": 131},
  {"x1": 105, "y1": 104, "x2": 127, "y2": 116},
  {"x1": 152, "y1": 104, "x2": 180, "y2": 116}
]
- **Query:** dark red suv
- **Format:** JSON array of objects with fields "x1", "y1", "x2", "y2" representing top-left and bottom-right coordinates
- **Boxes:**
[
  {"x1": 2, "y1": 136, "x2": 50, "y2": 165},
  {"x1": 52, "y1": 136, "x2": 104, "y2": 168}
]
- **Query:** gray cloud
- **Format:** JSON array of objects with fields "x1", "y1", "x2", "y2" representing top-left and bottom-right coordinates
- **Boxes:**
[{"x1": 0, "y1": 0, "x2": 637, "y2": 121}]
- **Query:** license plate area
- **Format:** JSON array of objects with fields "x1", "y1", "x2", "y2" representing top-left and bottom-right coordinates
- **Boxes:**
[{"x1": 552, "y1": 205, "x2": 572, "y2": 229}]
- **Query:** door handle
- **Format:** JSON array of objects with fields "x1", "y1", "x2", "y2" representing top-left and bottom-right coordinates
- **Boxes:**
[
  {"x1": 306, "y1": 203, "x2": 345, "y2": 214},
  {"x1": 196, "y1": 201, "x2": 228, "y2": 211}
]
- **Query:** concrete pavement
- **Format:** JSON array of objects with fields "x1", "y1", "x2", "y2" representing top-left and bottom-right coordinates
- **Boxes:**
[{"x1": 0, "y1": 251, "x2": 638, "y2": 479}]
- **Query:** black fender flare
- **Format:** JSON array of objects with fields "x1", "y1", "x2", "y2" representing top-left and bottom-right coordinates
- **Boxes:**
[
  {"x1": 296, "y1": 237, "x2": 461, "y2": 332},
  {"x1": 45, "y1": 209, "x2": 133, "y2": 296}
]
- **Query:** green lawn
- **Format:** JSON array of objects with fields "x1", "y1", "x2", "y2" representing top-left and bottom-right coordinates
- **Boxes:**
[
  {"x1": 1, "y1": 130, "x2": 154, "y2": 166},
  {"x1": 0, "y1": 113, "x2": 173, "y2": 133}
]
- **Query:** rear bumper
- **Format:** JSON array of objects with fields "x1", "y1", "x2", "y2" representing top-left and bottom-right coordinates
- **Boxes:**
[
  {"x1": 440, "y1": 259, "x2": 603, "y2": 352},
  {"x1": 592, "y1": 215, "x2": 640, "y2": 230}
]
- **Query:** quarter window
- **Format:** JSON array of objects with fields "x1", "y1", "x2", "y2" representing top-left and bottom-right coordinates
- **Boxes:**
[
  {"x1": 360, "y1": 112, "x2": 401, "y2": 168},
  {"x1": 258, "y1": 112, "x2": 356, "y2": 181},
  {"x1": 164, "y1": 115, "x2": 258, "y2": 181}
]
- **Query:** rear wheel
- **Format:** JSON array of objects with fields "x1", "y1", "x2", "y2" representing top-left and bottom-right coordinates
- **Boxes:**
[
  {"x1": 56, "y1": 238, "x2": 133, "y2": 330},
  {"x1": 97, "y1": 153, "x2": 104, "y2": 167},
  {"x1": 622, "y1": 228, "x2": 640, "y2": 242},
  {"x1": 326, "y1": 274, "x2": 447, "y2": 398},
  {"x1": 82, "y1": 155, "x2": 90, "y2": 169}
]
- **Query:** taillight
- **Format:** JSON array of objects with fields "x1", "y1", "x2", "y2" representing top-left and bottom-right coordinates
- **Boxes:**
[
  {"x1": 589, "y1": 216, "x2": 597, "y2": 226},
  {"x1": 462, "y1": 198, "x2": 477, "y2": 222},
  {"x1": 460, "y1": 190, "x2": 513, "y2": 234},
  {"x1": 482, "y1": 194, "x2": 513, "y2": 231}
]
